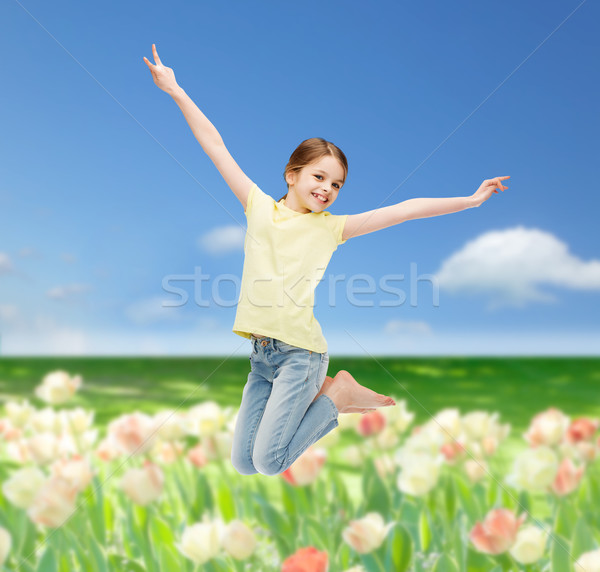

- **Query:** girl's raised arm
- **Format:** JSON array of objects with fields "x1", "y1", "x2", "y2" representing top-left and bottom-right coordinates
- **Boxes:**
[
  {"x1": 143, "y1": 44, "x2": 253, "y2": 210},
  {"x1": 341, "y1": 177, "x2": 510, "y2": 241}
]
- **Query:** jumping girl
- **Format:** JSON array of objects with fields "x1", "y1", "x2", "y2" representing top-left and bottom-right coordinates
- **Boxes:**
[{"x1": 143, "y1": 44, "x2": 509, "y2": 476}]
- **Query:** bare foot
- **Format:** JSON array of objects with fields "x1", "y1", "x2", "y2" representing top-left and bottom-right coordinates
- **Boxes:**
[
  {"x1": 322, "y1": 370, "x2": 395, "y2": 413},
  {"x1": 312, "y1": 375, "x2": 335, "y2": 404},
  {"x1": 343, "y1": 406, "x2": 377, "y2": 415}
]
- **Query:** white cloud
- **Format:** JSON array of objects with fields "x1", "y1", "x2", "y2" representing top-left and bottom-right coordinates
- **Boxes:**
[
  {"x1": 0, "y1": 304, "x2": 20, "y2": 326},
  {"x1": 384, "y1": 319, "x2": 433, "y2": 336},
  {"x1": 61, "y1": 253, "x2": 78, "y2": 264},
  {"x1": 434, "y1": 226, "x2": 600, "y2": 309},
  {"x1": 18, "y1": 247, "x2": 41, "y2": 259},
  {"x1": 0, "y1": 253, "x2": 13, "y2": 274},
  {"x1": 46, "y1": 283, "x2": 92, "y2": 300},
  {"x1": 197, "y1": 225, "x2": 245, "y2": 255}
]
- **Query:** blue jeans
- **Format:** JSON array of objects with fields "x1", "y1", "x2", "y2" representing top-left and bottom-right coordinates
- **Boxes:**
[{"x1": 231, "y1": 335, "x2": 340, "y2": 476}]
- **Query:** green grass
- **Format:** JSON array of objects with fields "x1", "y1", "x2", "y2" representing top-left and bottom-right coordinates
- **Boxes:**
[{"x1": 1, "y1": 356, "x2": 599, "y2": 432}]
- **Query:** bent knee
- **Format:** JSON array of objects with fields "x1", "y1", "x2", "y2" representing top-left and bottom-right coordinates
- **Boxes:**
[
  {"x1": 231, "y1": 454, "x2": 258, "y2": 476},
  {"x1": 333, "y1": 370, "x2": 352, "y2": 380},
  {"x1": 253, "y1": 454, "x2": 285, "y2": 476}
]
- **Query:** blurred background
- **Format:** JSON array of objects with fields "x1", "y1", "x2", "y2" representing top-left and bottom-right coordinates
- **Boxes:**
[{"x1": 1, "y1": 0, "x2": 598, "y2": 356}]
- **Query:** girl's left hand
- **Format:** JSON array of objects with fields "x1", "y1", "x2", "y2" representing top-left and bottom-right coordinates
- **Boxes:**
[{"x1": 471, "y1": 176, "x2": 510, "y2": 207}]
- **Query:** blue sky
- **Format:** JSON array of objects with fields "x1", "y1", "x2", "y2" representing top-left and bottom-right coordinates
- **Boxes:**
[{"x1": 1, "y1": 0, "x2": 598, "y2": 356}]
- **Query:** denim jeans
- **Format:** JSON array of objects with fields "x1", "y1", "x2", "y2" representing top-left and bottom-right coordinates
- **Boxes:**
[{"x1": 231, "y1": 335, "x2": 340, "y2": 476}]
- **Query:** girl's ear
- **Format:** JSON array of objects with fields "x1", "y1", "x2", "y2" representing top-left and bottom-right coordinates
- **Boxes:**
[{"x1": 285, "y1": 171, "x2": 296, "y2": 186}]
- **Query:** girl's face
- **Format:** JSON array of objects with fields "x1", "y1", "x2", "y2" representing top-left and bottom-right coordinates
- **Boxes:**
[{"x1": 284, "y1": 156, "x2": 345, "y2": 214}]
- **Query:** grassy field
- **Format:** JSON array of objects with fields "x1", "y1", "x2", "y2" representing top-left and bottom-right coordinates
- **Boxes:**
[
  {"x1": 1, "y1": 356, "x2": 599, "y2": 571},
  {"x1": 1, "y1": 356, "x2": 599, "y2": 431}
]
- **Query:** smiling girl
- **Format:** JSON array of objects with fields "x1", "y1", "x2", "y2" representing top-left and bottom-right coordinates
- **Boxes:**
[{"x1": 143, "y1": 44, "x2": 509, "y2": 476}]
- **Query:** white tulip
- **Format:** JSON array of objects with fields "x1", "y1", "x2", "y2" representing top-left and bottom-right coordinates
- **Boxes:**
[
  {"x1": 176, "y1": 519, "x2": 224, "y2": 564},
  {"x1": 184, "y1": 402, "x2": 227, "y2": 437},
  {"x1": 575, "y1": 548, "x2": 600, "y2": 572},
  {"x1": 464, "y1": 458, "x2": 488, "y2": 483},
  {"x1": 120, "y1": 461, "x2": 164, "y2": 505},
  {"x1": 396, "y1": 452, "x2": 442, "y2": 496},
  {"x1": 505, "y1": 446, "x2": 558, "y2": 492},
  {"x1": 26, "y1": 433, "x2": 61, "y2": 466},
  {"x1": 221, "y1": 520, "x2": 256, "y2": 560},
  {"x1": 2, "y1": 466, "x2": 46, "y2": 509},
  {"x1": 509, "y1": 525, "x2": 547, "y2": 564},
  {"x1": 61, "y1": 408, "x2": 94, "y2": 434},
  {"x1": 381, "y1": 399, "x2": 415, "y2": 433},
  {"x1": 30, "y1": 407, "x2": 61, "y2": 434},
  {"x1": 462, "y1": 411, "x2": 496, "y2": 441},
  {"x1": 342, "y1": 512, "x2": 395, "y2": 554},
  {"x1": 153, "y1": 410, "x2": 188, "y2": 441},
  {"x1": 34, "y1": 371, "x2": 82, "y2": 405},
  {"x1": 4, "y1": 399, "x2": 35, "y2": 429}
]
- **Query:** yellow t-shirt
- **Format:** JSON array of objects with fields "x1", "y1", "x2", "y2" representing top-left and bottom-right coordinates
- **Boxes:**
[{"x1": 232, "y1": 182, "x2": 349, "y2": 353}]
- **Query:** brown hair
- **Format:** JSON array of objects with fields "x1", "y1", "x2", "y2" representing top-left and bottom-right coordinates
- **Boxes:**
[{"x1": 277, "y1": 137, "x2": 348, "y2": 202}]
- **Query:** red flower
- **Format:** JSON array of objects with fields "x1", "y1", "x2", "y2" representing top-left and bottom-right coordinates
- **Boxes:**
[{"x1": 281, "y1": 547, "x2": 328, "y2": 572}]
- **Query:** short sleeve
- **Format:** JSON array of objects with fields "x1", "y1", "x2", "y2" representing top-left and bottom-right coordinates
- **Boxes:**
[
  {"x1": 326, "y1": 213, "x2": 349, "y2": 245},
  {"x1": 244, "y1": 182, "x2": 258, "y2": 216}
]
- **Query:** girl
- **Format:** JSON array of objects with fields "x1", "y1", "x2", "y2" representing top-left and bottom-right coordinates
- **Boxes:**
[{"x1": 143, "y1": 44, "x2": 509, "y2": 476}]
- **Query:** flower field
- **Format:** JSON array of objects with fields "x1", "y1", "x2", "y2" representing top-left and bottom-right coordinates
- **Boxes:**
[{"x1": 0, "y1": 356, "x2": 599, "y2": 572}]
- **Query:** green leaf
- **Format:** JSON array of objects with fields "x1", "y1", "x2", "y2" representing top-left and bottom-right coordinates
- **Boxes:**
[
  {"x1": 388, "y1": 522, "x2": 413, "y2": 572},
  {"x1": 86, "y1": 475, "x2": 106, "y2": 545},
  {"x1": 466, "y1": 546, "x2": 496, "y2": 571},
  {"x1": 431, "y1": 553, "x2": 460, "y2": 572},
  {"x1": 444, "y1": 474, "x2": 457, "y2": 523},
  {"x1": 35, "y1": 547, "x2": 57, "y2": 572},
  {"x1": 107, "y1": 554, "x2": 147, "y2": 571},
  {"x1": 88, "y1": 535, "x2": 109, "y2": 572},
  {"x1": 251, "y1": 493, "x2": 292, "y2": 555},
  {"x1": 361, "y1": 457, "x2": 391, "y2": 518},
  {"x1": 61, "y1": 527, "x2": 91, "y2": 570},
  {"x1": 517, "y1": 490, "x2": 531, "y2": 516},
  {"x1": 485, "y1": 480, "x2": 498, "y2": 508},
  {"x1": 571, "y1": 516, "x2": 597, "y2": 559},
  {"x1": 550, "y1": 533, "x2": 571, "y2": 572},
  {"x1": 554, "y1": 499, "x2": 577, "y2": 538},
  {"x1": 455, "y1": 474, "x2": 482, "y2": 524},
  {"x1": 331, "y1": 470, "x2": 351, "y2": 510},
  {"x1": 150, "y1": 515, "x2": 176, "y2": 546},
  {"x1": 158, "y1": 545, "x2": 182, "y2": 571},
  {"x1": 451, "y1": 513, "x2": 467, "y2": 572},
  {"x1": 216, "y1": 480, "x2": 235, "y2": 522},
  {"x1": 337, "y1": 542, "x2": 352, "y2": 571},
  {"x1": 418, "y1": 508, "x2": 432, "y2": 552}
]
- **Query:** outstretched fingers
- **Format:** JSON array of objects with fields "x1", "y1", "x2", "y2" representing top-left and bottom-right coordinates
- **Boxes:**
[
  {"x1": 143, "y1": 44, "x2": 162, "y2": 70},
  {"x1": 152, "y1": 43, "x2": 162, "y2": 66}
]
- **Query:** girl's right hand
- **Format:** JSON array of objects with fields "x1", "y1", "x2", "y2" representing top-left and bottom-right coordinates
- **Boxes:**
[{"x1": 143, "y1": 44, "x2": 179, "y2": 95}]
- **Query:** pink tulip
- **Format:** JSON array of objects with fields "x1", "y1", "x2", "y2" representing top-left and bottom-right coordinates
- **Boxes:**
[
  {"x1": 566, "y1": 418, "x2": 599, "y2": 443},
  {"x1": 440, "y1": 441, "x2": 466, "y2": 464},
  {"x1": 356, "y1": 411, "x2": 386, "y2": 437},
  {"x1": 551, "y1": 457, "x2": 584, "y2": 496},
  {"x1": 27, "y1": 476, "x2": 79, "y2": 528},
  {"x1": 469, "y1": 508, "x2": 527, "y2": 555},
  {"x1": 187, "y1": 444, "x2": 208, "y2": 468},
  {"x1": 524, "y1": 408, "x2": 569, "y2": 447},
  {"x1": 280, "y1": 447, "x2": 326, "y2": 486},
  {"x1": 107, "y1": 412, "x2": 158, "y2": 456}
]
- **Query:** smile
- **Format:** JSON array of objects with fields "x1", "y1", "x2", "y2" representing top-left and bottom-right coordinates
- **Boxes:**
[{"x1": 312, "y1": 192, "x2": 328, "y2": 203}]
